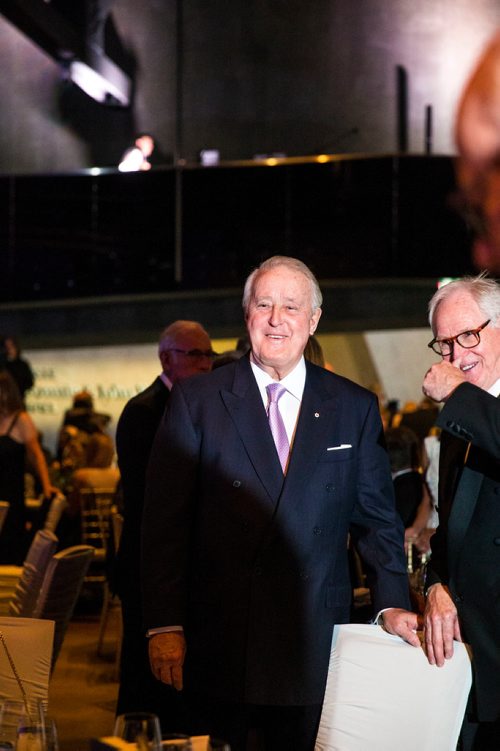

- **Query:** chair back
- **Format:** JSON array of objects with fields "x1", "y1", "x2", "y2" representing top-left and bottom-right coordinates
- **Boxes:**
[
  {"x1": 315, "y1": 624, "x2": 472, "y2": 751},
  {"x1": 32, "y1": 545, "x2": 94, "y2": 669},
  {"x1": 8, "y1": 529, "x2": 58, "y2": 617},
  {"x1": 0, "y1": 502, "x2": 9, "y2": 534},
  {"x1": 43, "y1": 493, "x2": 68, "y2": 534},
  {"x1": 0, "y1": 616, "x2": 54, "y2": 710},
  {"x1": 79, "y1": 488, "x2": 116, "y2": 554}
]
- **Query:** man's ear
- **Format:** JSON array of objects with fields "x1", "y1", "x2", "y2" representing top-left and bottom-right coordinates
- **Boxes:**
[{"x1": 310, "y1": 307, "x2": 322, "y2": 335}]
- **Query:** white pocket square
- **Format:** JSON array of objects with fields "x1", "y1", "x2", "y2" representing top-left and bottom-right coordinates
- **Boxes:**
[{"x1": 327, "y1": 444, "x2": 352, "y2": 451}]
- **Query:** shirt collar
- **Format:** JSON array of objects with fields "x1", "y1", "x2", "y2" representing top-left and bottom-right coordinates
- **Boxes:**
[
  {"x1": 160, "y1": 372, "x2": 173, "y2": 391},
  {"x1": 250, "y1": 356, "x2": 306, "y2": 401},
  {"x1": 487, "y1": 378, "x2": 500, "y2": 397}
]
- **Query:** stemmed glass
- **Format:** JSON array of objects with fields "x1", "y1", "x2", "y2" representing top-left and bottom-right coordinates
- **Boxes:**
[
  {"x1": 0, "y1": 700, "x2": 45, "y2": 750},
  {"x1": 113, "y1": 712, "x2": 162, "y2": 750}
]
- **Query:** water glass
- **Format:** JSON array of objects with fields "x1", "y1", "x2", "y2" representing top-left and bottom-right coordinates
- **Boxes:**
[{"x1": 113, "y1": 712, "x2": 162, "y2": 750}]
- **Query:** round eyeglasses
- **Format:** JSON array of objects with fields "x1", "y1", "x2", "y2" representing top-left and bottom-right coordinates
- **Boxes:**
[{"x1": 427, "y1": 319, "x2": 491, "y2": 357}]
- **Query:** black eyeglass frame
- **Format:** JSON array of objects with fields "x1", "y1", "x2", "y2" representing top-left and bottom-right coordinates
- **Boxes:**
[
  {"x1": 165, "y1": 348, "x2": 217, "y2": 360},
  {"x1": 427, "y1": 319, "x2": 491, "y2": 357}
]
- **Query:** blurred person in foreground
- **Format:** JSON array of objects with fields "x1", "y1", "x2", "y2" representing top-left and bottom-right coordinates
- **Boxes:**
[
  {"x1": 455, "y1": 30, "x2": 500, "y2": 272},
  {"x1": 142, "y1": 256, "x2": 418, "y2": 751},
  {"x1": 422, "y1": 275, "x2": 500, "y2": 749},
  {"x1": 0, "y1": 371, "x2": 55, "y2": 564},
  {"x1": 114, "y1": 321, "x2": 214, "y2": 727}
]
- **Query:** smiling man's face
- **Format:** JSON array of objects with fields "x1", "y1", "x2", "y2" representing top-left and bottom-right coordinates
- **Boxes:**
[
  {"x1": 245, "y1": 265, "x2": 321, "y2": 380},
  {"x1": 434, "y1": 290, "x2": 500, "y2": 391}
]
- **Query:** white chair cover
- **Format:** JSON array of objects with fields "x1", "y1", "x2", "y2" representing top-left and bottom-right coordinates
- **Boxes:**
[
  {"x1": 315, "y1": 624, "x2": 472, "y2": 751},
  {"x1": 0, "y1": 616, "x2": 54, "y2": 710}
]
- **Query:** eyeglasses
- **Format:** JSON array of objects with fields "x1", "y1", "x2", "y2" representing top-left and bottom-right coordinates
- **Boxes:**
[
  {"x1": 166, "y1": 348, "x2": 217, "y2": 361},
  {"x1": 427, "y1": 319, "x2": 491, "y2": 357}
]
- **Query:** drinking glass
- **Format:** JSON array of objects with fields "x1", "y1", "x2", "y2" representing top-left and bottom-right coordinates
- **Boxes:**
[
  {"x1": 161, "y1": 734, "x2": 191, "y2": 750},
  {"x1": 15, "y1": 719, "x2": 45, "y2": 751},
  {"x1": 0, "y1": 701, "x2": 44, "y2": 750},
  {"x1": 113, "y1": 712, "x2": 162, "y2": 750},
  {"x1": 42, "y1": 718, "x2": 58, "y2": 751}
]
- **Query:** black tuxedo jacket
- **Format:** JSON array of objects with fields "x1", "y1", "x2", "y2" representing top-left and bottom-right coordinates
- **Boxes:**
[
  {"x1": 115, "y1": 376, "x2": 170, "y2": 598},
  {"x1": 427, "y1": 382, "x2": 500, "y2": 722},
  {"x1": 142, "y1": 356, "x2": 410, "y2": 705}
]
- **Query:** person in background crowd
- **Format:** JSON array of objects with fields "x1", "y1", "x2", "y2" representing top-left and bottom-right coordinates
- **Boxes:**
[
  {"x1": 422, "y1": 274, "x2": 500, "y2": 750},
  {"x1": 0, "y1": 370, "x2": 55, "y2": 564},
  {"x1": 114, "y1": 320, "x2": 214, "y2": 730},
  {"x1": 455, "y1": 30, "x2": 500, "y2": 273},
  {"x1": 142, "y1": 256, "x2": 419, "y2": 751},
  {"x1": 118, "y1": 133, "x2": 157, "y2": 172},
  {"x1": 0, "y1": 335, "x2": 34, "y2": 405}
]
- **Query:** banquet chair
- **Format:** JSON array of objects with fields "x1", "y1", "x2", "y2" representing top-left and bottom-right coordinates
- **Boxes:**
[
  {"x1": 0, "y1": 502, "x2": 9, "y2": 534},
  {"x1": 78, "y1": 487, "x2": 116, "y2": 583},
  {"x1": 43, "y1": 493, "x2": 68, "y2": 534},
  {"x1": 97, "y1": 508, "x2": 123, "y2": 664},
  {"x1": 32, "y1": 545, "x2": 94, "y2": 670},
  {"x1": 315, "y1": 624, "x2": 472, "y2": 751},
  {"x1": 0, "y1": 615, "x2": 55, "y2": 711},
  {"x1": 0, "y1": 529, "x2": 58, "y2": 617}
]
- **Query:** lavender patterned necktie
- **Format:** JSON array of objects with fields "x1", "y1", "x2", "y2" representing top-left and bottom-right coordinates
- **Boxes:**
[{"x1": 266, "y1": 382, "x2": 290, "y2": 473}]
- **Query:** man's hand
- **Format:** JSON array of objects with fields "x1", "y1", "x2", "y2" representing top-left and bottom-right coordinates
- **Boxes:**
[
  {"x1": 148, "y1": 631, "x2": 186, "y2": 690},
  {"x1": 381, "y1": 608, "x2": 421, "y2": 647},
  {"x1": 423, "y1": 584, "x2": 463, "y2": 667},
  {"x1": 422, "y1": 361, "x2": 466, "y2": 402}
]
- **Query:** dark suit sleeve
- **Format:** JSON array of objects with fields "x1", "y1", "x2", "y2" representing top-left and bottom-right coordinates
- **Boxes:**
[
  {"x1": 141, "y1": 383, "x2": 199, "y2": 630},
  {"x1": 426, "y1": 382, "x2": 500, "y2": 589},
  {"x1": 349, "y1": 395, "x2": 411, "y2": 612},
  {"x1": 437, "y1": 382, "x2": 500, "y2": 456}
]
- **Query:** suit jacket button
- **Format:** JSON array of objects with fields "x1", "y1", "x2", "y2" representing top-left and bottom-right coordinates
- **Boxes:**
[
  {"x1": 313, "y1": 526, "x2": 322, "y2": 535},
  {"x1": 233, "y1": 480, "x2": 241, "y2": 488},
  {"x1": 326, "y1": 484, "x2": 335, "y2": 492},
  {"x1": 493, "y1": 537, "x2": 500, "y2": 545}
]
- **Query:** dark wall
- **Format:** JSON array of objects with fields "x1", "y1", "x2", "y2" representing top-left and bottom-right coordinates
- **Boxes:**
[{"x1": 0, "y1": 1, "x2": 498, "y2": 173}]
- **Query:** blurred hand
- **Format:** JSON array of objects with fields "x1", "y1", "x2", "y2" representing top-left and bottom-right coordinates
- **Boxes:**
[
  {"x1": 422, "y1": 360, "x2": 466, "y2": 402},
  {"x1": 148, "y1": 631, "x2": 186, "y2": 690},
  {"x1": 423, "y1": 584, "x2": 462, "y2": 667},
  {"x1": 381, "y1": 608, "x2": 421, "y2": 647}
]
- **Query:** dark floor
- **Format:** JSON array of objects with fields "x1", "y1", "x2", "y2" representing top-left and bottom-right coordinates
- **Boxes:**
[{"x1": 49, "y1": 594, "x2": 120, "y2": 751}]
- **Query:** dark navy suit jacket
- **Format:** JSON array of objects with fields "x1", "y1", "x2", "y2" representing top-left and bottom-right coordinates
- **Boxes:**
[{"x1": 142, "y1": 356, "x2": 410, "y2": 705}]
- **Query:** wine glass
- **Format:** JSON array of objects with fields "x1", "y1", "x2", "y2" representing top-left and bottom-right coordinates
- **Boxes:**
[
  {"x1": 209, "y1": 739, "x2": 231, "y2": 751},
  {"x1": 42, "y1": 718, "x2": 59, "y2": 751},
  {"x1": 113, "y1": 712, "x2": 162, "y2": 750},
  {"x1": 15, "y1": 719, "x2": 45, "y2": 751},
  {"x1": 0, "y1": 700, "x2": 45, "y2": 750}
]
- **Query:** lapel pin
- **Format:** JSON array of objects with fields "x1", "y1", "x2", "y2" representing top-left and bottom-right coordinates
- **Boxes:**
[{"x1": 314, "y1": 412, "x2": 320, "y2": 418}]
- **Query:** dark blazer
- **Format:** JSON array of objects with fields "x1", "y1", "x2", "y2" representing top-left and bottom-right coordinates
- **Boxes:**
[
  {"x1": 142, "y1": 356, "x2": 410, "y2": 706},
  {"x1": 427, "y1": 382, "x2": 500, "y2": 722},
  {"x1": 115, "y1": 376, "x2": 170, "y2": 594}
]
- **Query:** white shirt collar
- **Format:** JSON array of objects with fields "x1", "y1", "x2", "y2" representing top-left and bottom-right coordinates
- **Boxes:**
[
  {"x1": 160, "y1": 372, "x2": 173, "y2": 391},
  {"x1": 250, "y1": 356, "x2": 306, "y2": 404},
  {"x1": 487, "y1": 378, "x2": 500, "y2": 397}
]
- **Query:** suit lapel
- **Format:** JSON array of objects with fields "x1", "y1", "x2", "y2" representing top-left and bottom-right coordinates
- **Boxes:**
[{"x1": 220, "y1": 357, "x2": 285, "y2": 502}]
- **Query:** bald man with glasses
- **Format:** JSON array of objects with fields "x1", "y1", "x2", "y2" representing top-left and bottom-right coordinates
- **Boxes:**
[
  {"x1": 422, "y1": 276, "x2": 500, "y2": 750},
  {"x1": 114, "y1": 320, "x2": 214, "y2": 729}
]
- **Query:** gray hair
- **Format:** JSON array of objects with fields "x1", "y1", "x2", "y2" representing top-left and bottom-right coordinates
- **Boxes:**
[
  {"x1": 158, "y1": 320, "x2": 210, "y2": 355},
  {"x1": 242, "y1": 256, "x2": 323, "y2": 315},
  {"x1": 428, "y1": 273, "x2": 500, "y2": 333}
]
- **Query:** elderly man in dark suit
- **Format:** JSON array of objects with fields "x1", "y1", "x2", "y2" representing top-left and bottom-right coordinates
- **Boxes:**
[
  {"x1": 114, "y1": 320, "x2": 214, "y2": 726},
  {"x1": 423, "y1": 275, "x2": 500, "y2": 750},
  {"x1": 142, "y1": 256, "x2": 419, "y2": 751}
]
